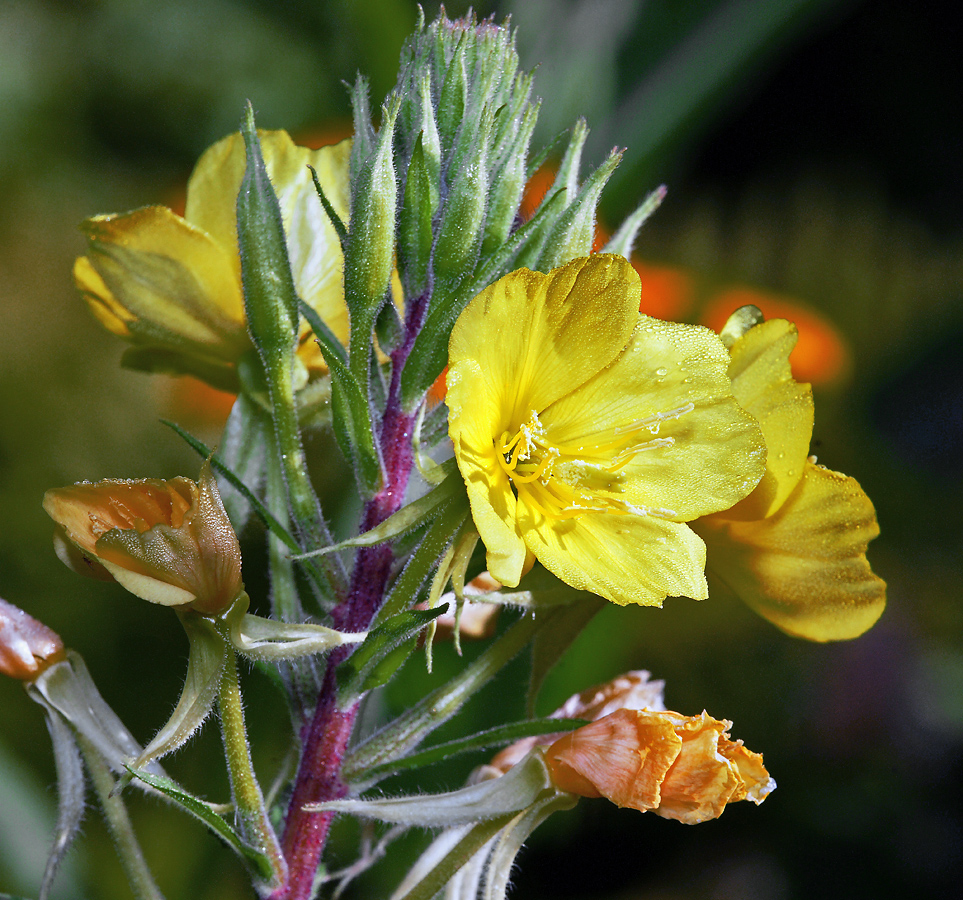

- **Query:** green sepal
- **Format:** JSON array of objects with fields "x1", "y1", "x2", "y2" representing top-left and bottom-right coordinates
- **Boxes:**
[
  {"x1": 120, "y1": 346, "x2": 240, "y2": 394},
  {"x1": 299, "y1": 299, "x2": 383, "y2": 495},
  {"x1": 536, "y1": 148, "x2": 623, "y2": 272},
  {"x1": 336, "y1": 606, "x2": 448, "y2": 710},
  {"x1": 125, "y1": 767, "x2": 274, "y2": 883},
  {"x1": 600, "y1": 185, "x2": 667, "y2": 259},
  {"x1": 307, "y1": 750, "x2": 554, "y2": 828},
  {"x1": 436, "y1": 31, "x2": 468, "y2": 150},
  {"x1": 351, "y1": 717, "x2": 589, "y2": 787},
  {"x1": 236, "y1": 104, "x2": 299, "y2": 375},
  {"x1": 293, "y1": 460, "x2": 459, "y2": 559},
  {"x1": 224, "y1": 593, "x2": 366, "y2": 661},
  {"x1": 126, "y1": 614, "x2": 229, "y2": 775}
]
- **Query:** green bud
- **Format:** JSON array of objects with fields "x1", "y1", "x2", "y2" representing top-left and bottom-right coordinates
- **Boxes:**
[
  {"x1": 537, "y1": 148, "x2": 622, "y2": 271},
  {"x1": 236, "y1": 105, "x2": 299, "y2": 377},
  {"x1": 482, "y1": 102, "x2": 539, "y2": 256},
  {"x1": 344, "y1": 97, "x2": 400, "y2": 378},
  {"x1": 398, "y1": 134, "x2": 436, "y2": 298}
]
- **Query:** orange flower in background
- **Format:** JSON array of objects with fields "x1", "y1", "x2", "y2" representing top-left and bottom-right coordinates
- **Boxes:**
[
  {"x1": 544, "y1": 707, "x2": 774, "y2": 823},
  {"x1": 702, "y1": 287, "x2": 849, "y2": 386},
  {"x1": 0, "y1": 596, "x2": 66, "y2": 681},
  {"x1": 44, "y1": 463, "x2": 243, "y2": 616}
]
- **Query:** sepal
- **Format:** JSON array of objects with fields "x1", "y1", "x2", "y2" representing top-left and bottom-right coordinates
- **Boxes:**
[{"x1": 224, "y1": 594, "x2": 366, "y2": 661}]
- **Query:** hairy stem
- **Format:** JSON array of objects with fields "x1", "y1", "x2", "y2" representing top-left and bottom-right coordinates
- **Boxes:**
[
  {"x1": 218, "y1": 646, "x2": 287, "y2": 893},
  {"x1": 272, "y1": 293, "x2": 430, "y2": 900}
]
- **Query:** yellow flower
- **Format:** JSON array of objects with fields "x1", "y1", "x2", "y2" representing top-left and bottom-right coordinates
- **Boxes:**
[
  {"x1": 446, "y1": 255, "x2": 767, "y2": 607},
  {"x1": 73, "y1": 130, "x2": 351, "y2": 389},
  {"x1": 693, "y1": 311, "x2": 886, "y2": 641},
  {"x1": 544, "y1": 707, "x2": 774, "y2": 823},
  {"x1": 0, "y1": 596, "x2": 66, "y2": 681},
  {"x1": 43, "y1": 463, "x2": 243, "y2": 616}
]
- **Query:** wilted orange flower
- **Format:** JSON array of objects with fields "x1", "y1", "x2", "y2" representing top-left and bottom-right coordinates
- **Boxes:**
[
  {"x1": 544, "y1": 707, "x2": 774, "y2": 824},
  {"x1": 0, "y1": 597, "x2": 66, "y2": 681},
  {"x1": 43, "y1": 463, "x2": 242, "y2": 616},
  {"x1": 489, "y1": 670, "x2": 666, "y2": 774}
]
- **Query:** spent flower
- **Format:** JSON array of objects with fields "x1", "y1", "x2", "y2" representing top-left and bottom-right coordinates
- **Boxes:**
[{"x1": 44, "y1": 461, "x2": 243, "y2": 616}]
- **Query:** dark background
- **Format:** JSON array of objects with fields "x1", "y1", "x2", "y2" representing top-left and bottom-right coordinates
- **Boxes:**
[{"x1": 2, "y1": 1, "x2": 962, "y2": 898}]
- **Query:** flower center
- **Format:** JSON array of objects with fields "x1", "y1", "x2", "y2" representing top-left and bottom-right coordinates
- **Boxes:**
[{"x1": 495, "y1": 404, "x2": 694, "y2": 520}]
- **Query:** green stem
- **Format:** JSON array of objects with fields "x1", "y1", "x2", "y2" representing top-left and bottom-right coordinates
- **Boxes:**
[
  {"x1": 76, "y1": 733, "x2": 165, "y2": 900},
  {"x1": 217, "y1": 644, "x2": 287, "y2": 892}
]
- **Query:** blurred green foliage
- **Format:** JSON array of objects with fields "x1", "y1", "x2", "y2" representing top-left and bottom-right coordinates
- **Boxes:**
[{"x1": 2, "y1": 1, "x2": 962, "y2": 899}]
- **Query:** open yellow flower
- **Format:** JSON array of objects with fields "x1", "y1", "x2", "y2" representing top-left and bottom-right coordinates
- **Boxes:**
[
  {"x1": 43, "y1": 463, "x2": 243, "y2": 616},
  {"x1": 693, "y1": 310, "x2": 886, "y2": 640},
  {"x1": 446, "y1": 255, "x2": 766, "y2": 607},
  {"x1": 73, "y1": 130, "x2": 351, "y2": 390}
]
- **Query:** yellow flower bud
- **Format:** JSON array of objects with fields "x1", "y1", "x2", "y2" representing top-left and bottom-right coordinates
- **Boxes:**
[{"x1": 43, "y1": 463, "x2": 242, "y2": 616}]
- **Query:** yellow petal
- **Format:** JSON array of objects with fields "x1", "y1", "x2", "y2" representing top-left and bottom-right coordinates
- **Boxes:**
[
  {"x1": 448, "y1": 255, "x2": 641, "y2": 434},
  {"x1": 79, "y1": 207, "x2": 248, "y2": 360},
  {"x1": 73, "y1": 256, "x2": 133, "y2": 337},
  {"x1": 542, "y1": 317, "x2": 766, "y2": 520},
  {"x1": 724, "y1": 319, "x2": 814, "y2": 520},
  {"x1": 697, "y1": 461, "x2": 886, "y2": 641},
  {"x1": 185, "y1": 130, "x2": 353, "y2": 353},
  {"x1": 517, "y1": 494, "x2": 709, "y2": 606},
  {"x1": 448, "y1": 360, "x2": 528, "y2": 586}
]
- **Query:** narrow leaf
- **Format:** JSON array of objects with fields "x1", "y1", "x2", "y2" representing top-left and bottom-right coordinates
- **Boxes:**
[
  {"x1": 353, "y1": 718, "x2": 589, "y2": 786},
  {"x1": 293, "y1": 461, "x2": 459, "y2": 559},
  {"x1": 126, "y1": 768, "x2": 274, "y2": 882},
  {"x1": 307, "y1": 751, "x2": 553, "y2": 828},
  {"x1": 337, "y1": 606, "x2": 448, "y2": 709},
  {"x1": 308, "y1": 164, "x2": 348, "y2": 248},
  {"x1": 161, "y1": 419, "x2": 300, "y2": 554}
]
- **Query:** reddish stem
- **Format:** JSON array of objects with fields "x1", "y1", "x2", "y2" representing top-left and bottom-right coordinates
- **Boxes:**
[{"x1": 269, "y1": 296, "x2": 427, "y2": 899}]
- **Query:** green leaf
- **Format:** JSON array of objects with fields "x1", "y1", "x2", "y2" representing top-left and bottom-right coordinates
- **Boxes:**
[
  {"x1": 293, "y1": 460, "x2": 459, "y2": 559},
  {"x1": 353, "y1": 717, "x2": 589, "y2": 786},
  {"x1": 343, "y1": 609, "x2": 560, "y2": 780},
  {"x1": 336, "y1": 606, "x2": 448, "y2": 709},
  {"x1": 125, "y1": 768, "x2": 274, "y2": 883},
  {"x1": 308, "y1": 751, "x2": 553, "y2": 828}
]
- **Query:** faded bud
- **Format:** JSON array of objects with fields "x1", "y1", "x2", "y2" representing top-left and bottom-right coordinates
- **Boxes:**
[
  {"x1": 0, "y1": 597, "x2": 66, "y2": 681},
  {"x1": 43, "y1": 462, "x2": 243, "y2": 616}
]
